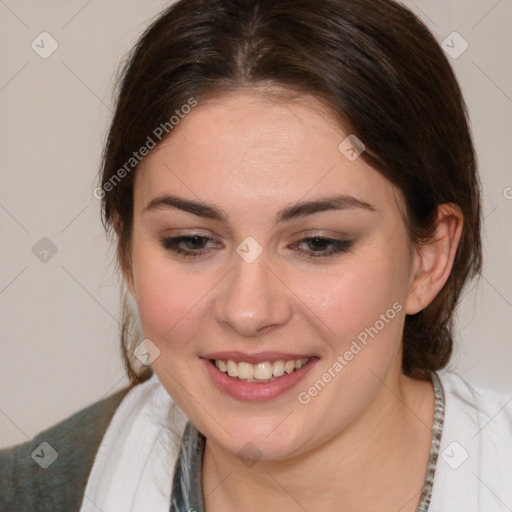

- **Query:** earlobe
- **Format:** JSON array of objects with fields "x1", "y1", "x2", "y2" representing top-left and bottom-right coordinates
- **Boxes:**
[{"x1": 406, "y1": 203, "x2": 463, "y2": 315}]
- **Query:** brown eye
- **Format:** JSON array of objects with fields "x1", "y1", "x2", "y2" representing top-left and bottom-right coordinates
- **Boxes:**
[
  {"x1": 291, "y1": 237, "x2": 352, "y2": 258},
  {"x1": 161, "y1": 235, "x2": 219, "y2": 257}
]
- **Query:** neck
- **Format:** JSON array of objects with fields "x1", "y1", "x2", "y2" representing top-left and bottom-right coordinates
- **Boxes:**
[{"x1": 202, "y1": 368, "x2": 435, "y2": 512}]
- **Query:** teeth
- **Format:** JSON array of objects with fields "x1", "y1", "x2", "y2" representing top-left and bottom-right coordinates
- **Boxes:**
[
  {"x1": 238, "y1": 361, "x2": 255, "y2": 379},
  {"x1": 295, "y1": 359, "x2": 307, "y2": 370},
  {"x1": 285, "y1": 360, "x2": 295, "y2": 374},
  {"x1": 215, "y1": 360, "x2": 227, "y2": 372},
  {"x1": 226, "y1": 360, "x2": 239, "y2": 377},
  {"x1": 214, "y1": 358, "x2": 309, "y2": 382},
  {"x1": 254, "y1": 362, "x2": 272, "y2": 380},
  {"x1": 272, "y1": 360, "x2": 285, "y2": 377}
]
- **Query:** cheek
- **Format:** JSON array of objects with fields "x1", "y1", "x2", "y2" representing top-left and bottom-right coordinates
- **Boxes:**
[
  {"x1": 297, "y1": 251, "x2": 407, "y2": 347},
  {"x1": 130, "y1": 242, "x2": 209, "y2": 344},
  {"x1": 290, "y1": 252, "x2": 409, "y2": 426}
]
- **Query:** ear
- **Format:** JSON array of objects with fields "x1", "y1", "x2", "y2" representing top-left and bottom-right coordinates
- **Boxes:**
[{"x1": 406, "y1": 203, "x2": 463, "y2": 315}]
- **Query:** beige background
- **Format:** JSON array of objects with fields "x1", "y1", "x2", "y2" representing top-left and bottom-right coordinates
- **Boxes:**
[{"x1": 1, "y1": 0, "x2": 511, "y2": 449}]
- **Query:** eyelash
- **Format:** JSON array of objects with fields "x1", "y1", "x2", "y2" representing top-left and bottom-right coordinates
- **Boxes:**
[{"x1": 161, "y1": 235, "x2": 352, "y2": 259}]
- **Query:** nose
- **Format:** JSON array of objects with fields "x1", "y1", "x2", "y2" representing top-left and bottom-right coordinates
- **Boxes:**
[{"x1": 213, "y1": 251, "x2": 293, "y2": 337}]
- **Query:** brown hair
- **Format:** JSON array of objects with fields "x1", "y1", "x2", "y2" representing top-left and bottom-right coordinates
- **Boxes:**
[{"x1": 99, "y1": 0, "x2": 481, "y2": 384}]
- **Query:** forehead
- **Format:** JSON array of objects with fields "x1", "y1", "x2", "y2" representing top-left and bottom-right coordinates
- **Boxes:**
[{"x1": 134, "y1": 92, "x2": 397, "y2": 214}]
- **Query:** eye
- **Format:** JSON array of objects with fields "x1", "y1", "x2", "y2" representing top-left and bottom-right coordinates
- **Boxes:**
[
  {"x1": 161, "y1": 234, "x2": 221, "y2": 258},
  {"x1": 161, "y1": 234, "x2": 351, "y2": 259},
  {"x1": 290, "y1": 236, "x2": 352, "y2": 258}
]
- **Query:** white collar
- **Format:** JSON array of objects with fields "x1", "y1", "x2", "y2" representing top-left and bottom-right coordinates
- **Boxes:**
[{"x1": 79, "y1": 373, "x2": 188, "y2": 512}]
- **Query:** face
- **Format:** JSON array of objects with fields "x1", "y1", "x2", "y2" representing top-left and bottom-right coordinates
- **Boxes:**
[{"x1": 127, "y1": 91, "x2": 417, "y2": 460}]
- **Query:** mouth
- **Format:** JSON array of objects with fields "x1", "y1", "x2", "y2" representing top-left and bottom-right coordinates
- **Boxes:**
[{"x1": 200, "y1": 352, "x2": 318, "y2": 401}]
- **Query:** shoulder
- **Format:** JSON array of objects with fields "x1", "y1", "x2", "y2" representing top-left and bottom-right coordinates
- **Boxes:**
[
  {"x1": 439, "y1": 371, "x2": 511, "y2": 440},
  {"x1": 431, "y1": 371, "x2": 512, "y2": 511},
  {"x1": 0, "y1": 383, "x2": 136, "y2": 512}
]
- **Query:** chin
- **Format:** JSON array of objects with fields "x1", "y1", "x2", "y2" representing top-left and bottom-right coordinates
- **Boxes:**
[{"x1": 204, "y1": 414, "x2": 311, "y2": 461}]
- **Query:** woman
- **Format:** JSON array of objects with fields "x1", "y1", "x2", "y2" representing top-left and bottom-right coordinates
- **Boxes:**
[{"x1": 1, "y1": 0, "x2": 510, "y2": 510}]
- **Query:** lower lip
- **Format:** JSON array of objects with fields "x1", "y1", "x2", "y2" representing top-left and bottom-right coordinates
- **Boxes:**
[{"x1": 201, "y1": 358, "x2": 318, "y2": 401}]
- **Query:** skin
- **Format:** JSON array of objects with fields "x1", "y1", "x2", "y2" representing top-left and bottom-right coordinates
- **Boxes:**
[{"x1": 124, "y1": 90, "x2": 463, "y2": 511}]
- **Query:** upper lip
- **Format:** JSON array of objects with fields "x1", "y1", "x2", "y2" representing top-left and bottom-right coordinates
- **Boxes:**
[{"x1": 202, "y1": 351, "x2": 315, "y2": 364}]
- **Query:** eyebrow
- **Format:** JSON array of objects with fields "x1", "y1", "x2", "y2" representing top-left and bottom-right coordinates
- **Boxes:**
[{"x1": 143, "y1": 193, "x2": 376, "y2": 223}]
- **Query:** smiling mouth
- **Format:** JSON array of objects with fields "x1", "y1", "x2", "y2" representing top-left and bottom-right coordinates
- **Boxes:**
[{"x1": 210, "y1": 358, "x2": 310, "y2": 383}]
